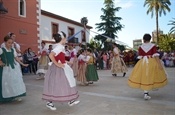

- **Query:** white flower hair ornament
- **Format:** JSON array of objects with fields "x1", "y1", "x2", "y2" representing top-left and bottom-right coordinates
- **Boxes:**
[{"x1": 58, "y1": 32, "x2": 64, "y2": 39}]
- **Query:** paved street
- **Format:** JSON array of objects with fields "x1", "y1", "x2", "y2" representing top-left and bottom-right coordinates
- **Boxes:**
[{"x1": 0, "y1": 67, "x2": 175, "y2": 115}]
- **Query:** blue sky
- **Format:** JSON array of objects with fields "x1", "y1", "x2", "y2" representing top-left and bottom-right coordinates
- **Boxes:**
[{"x1": 41, "y1": 0, "x2": 175, "y2": 47}]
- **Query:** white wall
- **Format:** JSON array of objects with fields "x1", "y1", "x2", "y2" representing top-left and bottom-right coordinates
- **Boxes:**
[{"x1": 40, "y1": 15, "x2": 90, "y2": 43}]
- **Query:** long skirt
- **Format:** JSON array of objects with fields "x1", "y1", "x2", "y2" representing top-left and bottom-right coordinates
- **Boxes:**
[
  {"x1": 77, "y1": 63, "x2": 87, "y2": 83},
  {"x1": 36, "y1": 55, "x2": 49, "y2": 74},
  {"x1": 111, "y1": 56, "x2": 127, "y2": 74},
  {"x1": 70, "y1": 57, "x2": 78, "y2": 77},
  {"x1": 0, "y1": 63, "x2": 26, "y2": 102},
  {"x1": 128, "y1": 58, "x2": 168, "y2": 91},
  {"x1": 42, "y1": 64, "x2": 79, "y2": 102},
  {"x1": 86, "y1": 64, "x2": 99, "y2": 81}
]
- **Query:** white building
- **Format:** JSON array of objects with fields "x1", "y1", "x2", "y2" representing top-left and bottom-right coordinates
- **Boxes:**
[
  {"x1": 40, "y1": 10, "x2": 92, "y2": 46},
  {"x1": 133, "y1": 39, "x2": 142, "y2": 50}
]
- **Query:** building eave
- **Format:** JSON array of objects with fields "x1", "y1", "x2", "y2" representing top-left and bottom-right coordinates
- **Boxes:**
[{"x1": 41, "y1": 10, "x2": 93, "y2": 29}]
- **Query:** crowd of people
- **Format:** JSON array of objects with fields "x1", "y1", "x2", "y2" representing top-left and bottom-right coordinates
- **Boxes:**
[{"x1": 0, "y1": 32, "x2": 170, "y2": 111}]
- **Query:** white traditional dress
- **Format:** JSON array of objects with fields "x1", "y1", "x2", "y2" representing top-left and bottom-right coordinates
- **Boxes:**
[{"x1": 0, "y1": 47, "x2": 26, "y2": 102}]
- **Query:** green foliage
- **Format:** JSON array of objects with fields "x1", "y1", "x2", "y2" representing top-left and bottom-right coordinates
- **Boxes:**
[
  {"x1": 95, "y1": 0, "x2": 123, "y2": 38},
  {"x1": 168, "y1": 18, "x2": 175, "y2": 34},
  {"x1": 144, "y1": 0, "x2": 171, "y2": 43},
  {"x1": 87, "y1": 38, "x2": 102, "y2": 50},
  {"x1": 144, "y1": 0, "x2": 171, "y2": 18},
  {"x1": 94, "y1": 0, "x2": 123, "y2": 51},
  {"x1": 158, "y1": 34, "x2": 175, "y2": 52}
]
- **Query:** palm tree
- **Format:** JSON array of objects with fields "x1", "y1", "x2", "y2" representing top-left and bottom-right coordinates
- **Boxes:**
[
  {"x1": 168, "y1": 18, "x2": 175, "y2": 34},
  {"x1": 144, "y1": 0, "x2": 171, "y2": 43}
]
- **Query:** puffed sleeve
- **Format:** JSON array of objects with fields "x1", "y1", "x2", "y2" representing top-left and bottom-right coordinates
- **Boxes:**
[
  {"x1": 114, "y1": 48, "x2": 119, "y2": 54},
  {"x1": 86, "y1": 55, "x2": 91, "y2": 62},
  {"x1": 0, "y1": 48, "x2": 3, "y2": 55},
  {"x1": 15, "y1": 43, "x2": 21, "y2": 52},
  {"x1": 152, "y1": 45, "x2": 159, "y2": 57},
  {"x1": 78, "y1": 55, "x2": 82, "y2": 60},
  {"x1": 52, "y1": 44, "x2": 64, "y2": 56}
]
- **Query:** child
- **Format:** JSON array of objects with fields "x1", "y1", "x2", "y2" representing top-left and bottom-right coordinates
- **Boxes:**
[
  {"x1": 0, "y1": 35, "x2": 28, "y2": 103},
  {"x1": 36, "y1": 41, "x2": 50, "y2": 79},
  {"x1": 128, "y1": 34, "x2": 168, "y2": 100},
  {"x1": 77, "y1": 49, "x2": 88, "y2": 85},
  {"x1": 111, "y1": 43, "x2": 127, "y2": 77},
  {"x1": 85, "y1": 49, "x2": 99, "y2": 84},
  {"x1": 42, "y1": 31, "x2": 79, "y2": 111}
]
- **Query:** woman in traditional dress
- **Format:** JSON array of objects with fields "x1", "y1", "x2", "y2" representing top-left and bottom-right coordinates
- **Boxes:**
[
  {"x1": 69, "y1": 46, "x2": 78, "y2": 77},
  {"x1": 128, "y1": 34, "x2": 168, "y2": 100},
  {"x1": 77, "y1": 49, "x2": 88, "y2": 85},
  {"x1": 0, "y1": 35, "x2": 28, "y2": 103},
  {"x1": 111, "y1": 43, "x2": 127, "y2": 77},
  {"x1": 86, "y1": 49, "x2": 99, "y2": 84},
  {"x1": 42, "y1": 32, "x2": 79, "y2": 111},
  {"x1": 36, "y1": 41, "x2": 50, "y2": 79}
]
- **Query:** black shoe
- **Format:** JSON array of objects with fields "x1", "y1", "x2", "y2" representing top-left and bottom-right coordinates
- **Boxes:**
[
  {"x1": 112, "y1": 74, "x2": 115, "y2": 76},
  {"x1": 123, "y1": 72, "x2": 126, "y2": 77},
  {"x1": 88, "y1": 81, "x2": 93, "y2": 84}
]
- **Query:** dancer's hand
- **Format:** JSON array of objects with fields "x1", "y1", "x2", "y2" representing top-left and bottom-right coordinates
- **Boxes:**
[
  {"x1": 0, "y1": 60, "x2": 5, "y2": 66},
  {"x1": 58, "y1": 63, "x2": 65, "y2": 68},
  {"x1": 23, "y1": 64, "x2": 29, "y2": 67}
]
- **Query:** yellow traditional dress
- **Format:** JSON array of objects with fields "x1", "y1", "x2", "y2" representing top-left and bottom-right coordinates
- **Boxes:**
[{"x1": 128, "y1": 43, "x2": 168, "y2": 90}]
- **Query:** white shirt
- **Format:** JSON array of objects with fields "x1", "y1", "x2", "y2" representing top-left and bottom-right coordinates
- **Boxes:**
[
  {"x1": 1, "y1": 42, "x2": 21, "y2": 58},
  {"x1": 78, "y1": 54, "x2": 87, "y2": 61},
  {"x1": 52, "y1": 43, "x2": 65, "y2": 56}
]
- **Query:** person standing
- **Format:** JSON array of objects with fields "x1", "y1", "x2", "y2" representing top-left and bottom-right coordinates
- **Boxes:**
[
  {"x1": 85, "y1": 49, "x2": 99, "y2": 84},
  {"x1": 0, "y1": 35, "x2": 28, "y2": 103},
  {"x1": 69, "y1": 46, "x2": 78, "y2": 77},
  {"x1": 48, "y1": 45, "x2": 53, "y2": 54},
  {"x1": 1, "y1": 32, "x2": 22, "y2": 60},
  {"x1": 128, "y1": 34, "x2": 168, "y2": 100},
  {"x1": 111, "y1": 43, "x2": 127, "y2": 77},
  {"x1": 26, "y1": 48, "x2": 36, "y2": 74},
  {"x1": 42, "y1": 32, "x2": 79, "y2": 111},
  {"x1": 65, "y1": 45, "x2": 70, "y2": 61},
  {"x1": 77, "y1": 49, "x2": 88, "y2": 85}
]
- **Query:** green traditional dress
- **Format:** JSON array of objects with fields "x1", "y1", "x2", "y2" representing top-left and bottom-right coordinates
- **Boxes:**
[
  {"x1": 86, "y1": 55, "x2": 99, "y2": 82},
  {"x1": 0, "y1": 47, "x2": 26, "y2": 103}
]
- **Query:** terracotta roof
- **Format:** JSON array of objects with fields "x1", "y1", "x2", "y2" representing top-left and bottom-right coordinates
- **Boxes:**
[{"x1": 41, "y1": 10, "x2": 93, "y2": 29}]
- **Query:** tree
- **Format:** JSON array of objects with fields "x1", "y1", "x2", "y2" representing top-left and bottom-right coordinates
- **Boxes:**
[
  {"x1": 168, "y1": 18, "x2": 175, "y2": 34},
  {"x1": 87, "y1": 38, "x2": 102, "y2": 50},
  {"x1": 144, "y1": 0, "x2": 171, "y2": 43},
  {"x1": 95, "y1": 0, "x2": 124, "y2": 50},
  {"x1": 158, "y1": 34, "x2": 175, "y2": 52}
]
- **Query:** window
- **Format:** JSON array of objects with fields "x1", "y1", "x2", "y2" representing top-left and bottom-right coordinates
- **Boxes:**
[
  {"x1": 68, "y1": 27, "x2": 75, "y2": 43},
  {"x1": 52, "y1": 23, "x2": 59, "y2": 38},
  {"x1": 68, "y1": 27, "x2": 74, "y2": 38},
  {"x1": 18, "y1": 0, "x2": 26, "y2": 17}
]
